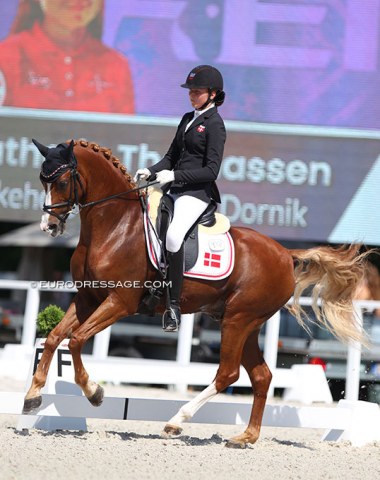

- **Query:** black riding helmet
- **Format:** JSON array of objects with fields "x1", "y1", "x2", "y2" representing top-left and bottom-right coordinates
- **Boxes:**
[{"x1": 181, "y1": 65, "x2": 225, "y2": 109}]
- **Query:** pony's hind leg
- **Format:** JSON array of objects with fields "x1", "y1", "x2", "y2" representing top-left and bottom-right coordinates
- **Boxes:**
[
  {"x1": 67, "y1": 295, "x2": 125, "y2": 406},
  {"x1": 162, "y1": 381, "x2": 220, "y2": 437},
  {"x1": 226, "y1": 329, "x2": 272, "y2": 448},
  {"x1": 162, "y1": 315, "x2": 249, "y2": 438},
  {"x1": 22, "y1": 303, "x2": 80, "y2": 413}
]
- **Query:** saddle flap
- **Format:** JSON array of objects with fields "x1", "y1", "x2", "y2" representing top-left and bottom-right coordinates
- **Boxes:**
[{"x1": 156, "y1": 194, "x2": 174, "y2": 245}]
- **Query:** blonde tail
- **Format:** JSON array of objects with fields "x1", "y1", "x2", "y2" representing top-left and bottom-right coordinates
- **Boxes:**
[{"x1": 288, "y1": 244, "x2": 370, "y2": 346}]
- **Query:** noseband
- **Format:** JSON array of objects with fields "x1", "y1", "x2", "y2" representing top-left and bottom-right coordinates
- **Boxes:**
[{"x1": 42, "y1": 165, "x2": 84, "y2": 223}]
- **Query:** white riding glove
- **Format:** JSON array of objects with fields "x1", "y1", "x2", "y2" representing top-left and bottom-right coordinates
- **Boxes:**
[
  {"x1": 156, "y1": 170, "x2": 175, "y2": 186},
  {"x1": 133, "y1": 168, "x2": 151, "y2": 182}
]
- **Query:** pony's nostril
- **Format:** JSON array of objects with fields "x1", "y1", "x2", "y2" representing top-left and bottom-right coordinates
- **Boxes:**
[{"x1": 48, "y1": 223, "x2": 59, "y2": 236}]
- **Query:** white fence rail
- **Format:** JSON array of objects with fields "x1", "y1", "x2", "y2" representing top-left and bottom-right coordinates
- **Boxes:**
[{"x1": 0, "y1": 278, "x2": 379, "y2": 401}]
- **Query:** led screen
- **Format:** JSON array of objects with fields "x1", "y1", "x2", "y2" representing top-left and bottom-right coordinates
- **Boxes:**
[
  {"x1": 0, "y1": 1, "x2": 379, "y2": 245},
  {"x1": 1, "y1": 0, "x2": 379, "y2": 128}
]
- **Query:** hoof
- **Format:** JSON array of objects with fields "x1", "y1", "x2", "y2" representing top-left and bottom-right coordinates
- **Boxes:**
[
  {"x1": 87, "y1": 385, "x2": 104, "y2": 407},
  {"x1": 161, "y1": 423, "x2": 183, "y2": 438},
  {"x1": 225, "y1": 432, "x2": 258, "y2": 448},
  {"x1": 22, "y1": 396, "x2": 42, "y2": 414},
  {"x1": 225, "y1": 439, "x2": 247, "y2": 449}
]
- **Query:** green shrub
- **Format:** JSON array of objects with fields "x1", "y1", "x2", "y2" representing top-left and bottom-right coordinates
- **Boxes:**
[{"x1": 36, "y1": 304, "x2": 65, "y2": 337}]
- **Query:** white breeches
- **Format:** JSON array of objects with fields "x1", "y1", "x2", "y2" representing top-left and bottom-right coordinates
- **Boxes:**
[{"x1": 166, "y1": 195, "x2": 209, "y2": 253}]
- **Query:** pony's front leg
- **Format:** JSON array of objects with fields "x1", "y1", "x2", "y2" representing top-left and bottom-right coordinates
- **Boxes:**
[
  {"x1": 67, "y1": 296, "x2": 125, "y2": 406},
  {"x1": 23, "y1": 304, "x2": 80, "y2": 413}
]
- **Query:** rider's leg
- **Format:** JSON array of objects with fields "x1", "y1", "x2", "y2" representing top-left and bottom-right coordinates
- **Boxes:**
[
  {"x1": 162, "y1": 195, "x2": 208, "y2": 332},
  {"x1": 162, "y1": 246, "x2": 184, "y2": 331},
  {"x1": 137, "y1": 196, "x2": 172, "y2": 315}
]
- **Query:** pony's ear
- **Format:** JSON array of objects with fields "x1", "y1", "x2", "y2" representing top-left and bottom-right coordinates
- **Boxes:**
[
  {"x1": 67, "y1": 139, "x2": 76, "y2": 165},
  {"x1": 68, "y1": 139, "x2": 75, "y2": 154},
  {"x1": 58, "y1": 139, "x2": 75, "y2": 162},
  {"x1": 32, "y1": 139, "x2": 50, "y2": 158}
]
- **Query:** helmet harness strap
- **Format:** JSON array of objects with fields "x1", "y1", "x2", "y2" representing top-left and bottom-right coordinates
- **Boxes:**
[{"x1": 196, "y1": 88, "x2": 214, "y2": 111}]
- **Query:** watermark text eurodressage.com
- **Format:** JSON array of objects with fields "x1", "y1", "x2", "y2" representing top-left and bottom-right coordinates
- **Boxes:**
[{"x1": 33, "y1": 280, "x2": 171, "y2": 290}]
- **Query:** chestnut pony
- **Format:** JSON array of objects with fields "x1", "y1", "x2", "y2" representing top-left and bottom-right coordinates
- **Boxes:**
[{"x1": 24, "y1": 139, "x2": 369, "y2": 448}]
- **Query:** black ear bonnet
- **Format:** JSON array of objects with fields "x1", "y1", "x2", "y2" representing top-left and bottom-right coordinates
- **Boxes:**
[{"x1": 33, "y1": 139, "x2": 77, "y2": 183}]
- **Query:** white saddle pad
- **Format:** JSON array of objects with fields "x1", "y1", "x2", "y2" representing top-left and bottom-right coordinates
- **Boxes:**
[{"x1": 143, "y1": 207, "x2": 235, "y2": 281}]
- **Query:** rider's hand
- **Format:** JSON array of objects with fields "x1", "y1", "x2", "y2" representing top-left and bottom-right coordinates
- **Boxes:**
[
  {"x1": 156, "y1": 170, "x2": 175, "y2": 186},
  {"x1": 133, "y1": 168, "x2": 151, "y2": 182}
]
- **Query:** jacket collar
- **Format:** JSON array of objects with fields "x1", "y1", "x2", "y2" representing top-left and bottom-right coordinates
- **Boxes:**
[{"x1": 185, "y1": 106, "x2": 217, "y2": 132}]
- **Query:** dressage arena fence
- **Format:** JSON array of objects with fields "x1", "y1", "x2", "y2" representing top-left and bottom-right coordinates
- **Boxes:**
[
  {"x1": 0, "y1": 338, "x2": 379, "y2": 448},
  {"x1": 0, "y1": 280, "x2": 380, "y2": 447},
  {"x1": 0, "y1": 392, "x2": 379, "y2": 447}
]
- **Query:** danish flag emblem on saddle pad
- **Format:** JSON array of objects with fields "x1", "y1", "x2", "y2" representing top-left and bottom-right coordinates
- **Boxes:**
[
  {"x1": 143, "y1": 191, "x2": 235, "y2": 281},
  {"x1": 183, "y1": 233, "x2": 234, "y2": 280},
  {"x1": 204, "y1": 252, "x2": 221, "y2": 268}
]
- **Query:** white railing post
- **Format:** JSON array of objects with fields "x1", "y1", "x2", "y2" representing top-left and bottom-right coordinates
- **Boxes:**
[
  {"x1": 92, "y1": 326, "x2": 112, "y2": 360},
  {"x1": 345, "y1": 305, "x2": 363, "y2": 401},
  {"x1": 21, "y1": 285, "x2": 40, "y2": 346},
  {"x1": 175, "y1": 313, "x2": 195, "y2": 393},
  {"x1": 264, "y1": 310, "x2": 281, "y2": 398}
]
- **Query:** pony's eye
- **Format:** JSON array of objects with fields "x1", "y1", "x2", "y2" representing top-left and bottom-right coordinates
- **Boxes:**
[{"x1": 58, "y1": 180, "x2": 68, "y2": 189}]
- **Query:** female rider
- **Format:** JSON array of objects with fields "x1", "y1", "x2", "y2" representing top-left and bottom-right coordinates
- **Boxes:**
[{"x1": 135, "y1": 65, "x2": 226, "y2": 332}]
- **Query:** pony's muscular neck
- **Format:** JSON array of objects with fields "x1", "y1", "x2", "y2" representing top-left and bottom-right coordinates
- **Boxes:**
[
  {"x1": 75, "y1": 146, "x2": 142, "y2": 235},
  {"x1": 78, "y1": 153, "x2": 133, "y2": 204}
]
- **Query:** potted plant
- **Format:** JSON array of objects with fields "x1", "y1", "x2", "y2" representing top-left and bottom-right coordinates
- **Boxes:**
[{"x1": 36, "y1": 304, "x2": 65, "y2": 337}]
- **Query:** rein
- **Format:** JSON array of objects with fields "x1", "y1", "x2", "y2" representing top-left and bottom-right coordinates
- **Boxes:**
[
  {"x1": 42, "y1": 163, "x2": 159, "y2": 223},
  {"x1": 78, "y1": 180, "x2": 159, "y2": 209}
]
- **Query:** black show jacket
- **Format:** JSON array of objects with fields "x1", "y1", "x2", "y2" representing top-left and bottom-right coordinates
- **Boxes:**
[{"x1": 149, "y1": 106, "x2": 226, "y2": 203}]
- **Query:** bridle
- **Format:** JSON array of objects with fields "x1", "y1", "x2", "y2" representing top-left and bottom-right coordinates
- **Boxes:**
[
  {"x1": 42, "y1": 160, "x2": 158, "y2": 224},
  {"x1": 42, "y1": 166, "x2": 84, "y2": 223}
]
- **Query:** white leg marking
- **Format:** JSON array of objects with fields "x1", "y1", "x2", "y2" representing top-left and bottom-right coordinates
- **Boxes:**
[
  {"x1": 167, "y1": 381, "x2": 218, "y2": 426},
  {"x1": 40, "y1": 185, "x2": 51, "y2": 231}
]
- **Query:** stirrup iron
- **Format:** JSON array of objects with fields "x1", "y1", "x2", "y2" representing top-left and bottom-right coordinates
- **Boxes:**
[{"x1": 162, "y1": 305, "x2": 181, "y2": 332}]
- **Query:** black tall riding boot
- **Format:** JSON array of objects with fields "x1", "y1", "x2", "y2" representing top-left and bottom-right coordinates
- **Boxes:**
[
  {"x1": 137, "y1": 274, "x2": 164, "y2": 316},
  {"x1": 162, "y1": 246, "x2": 184, "y2": 332}
]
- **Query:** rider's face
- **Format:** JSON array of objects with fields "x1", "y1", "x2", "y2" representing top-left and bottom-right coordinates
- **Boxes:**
[{"x1": 188, "y1": 88, "x2": 216, "y2": 110}]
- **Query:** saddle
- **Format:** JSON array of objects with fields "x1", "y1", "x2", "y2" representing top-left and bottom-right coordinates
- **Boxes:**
[
  {"x1": 146, "y1": 188, "x2": 232, "y2": 274},
  {"x1": 156, "y1": 194, "x2": 217, "y2": 271}
]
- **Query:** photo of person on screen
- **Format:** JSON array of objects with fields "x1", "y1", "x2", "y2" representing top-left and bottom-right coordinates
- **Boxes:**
[{"x1": 0, "y1": 0, "x2": 135, "y2": 113}]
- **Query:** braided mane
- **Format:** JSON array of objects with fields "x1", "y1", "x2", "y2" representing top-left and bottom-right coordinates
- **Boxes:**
[{"x1": 72, "y1": 138, "x2": 137, "y2": 188}]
